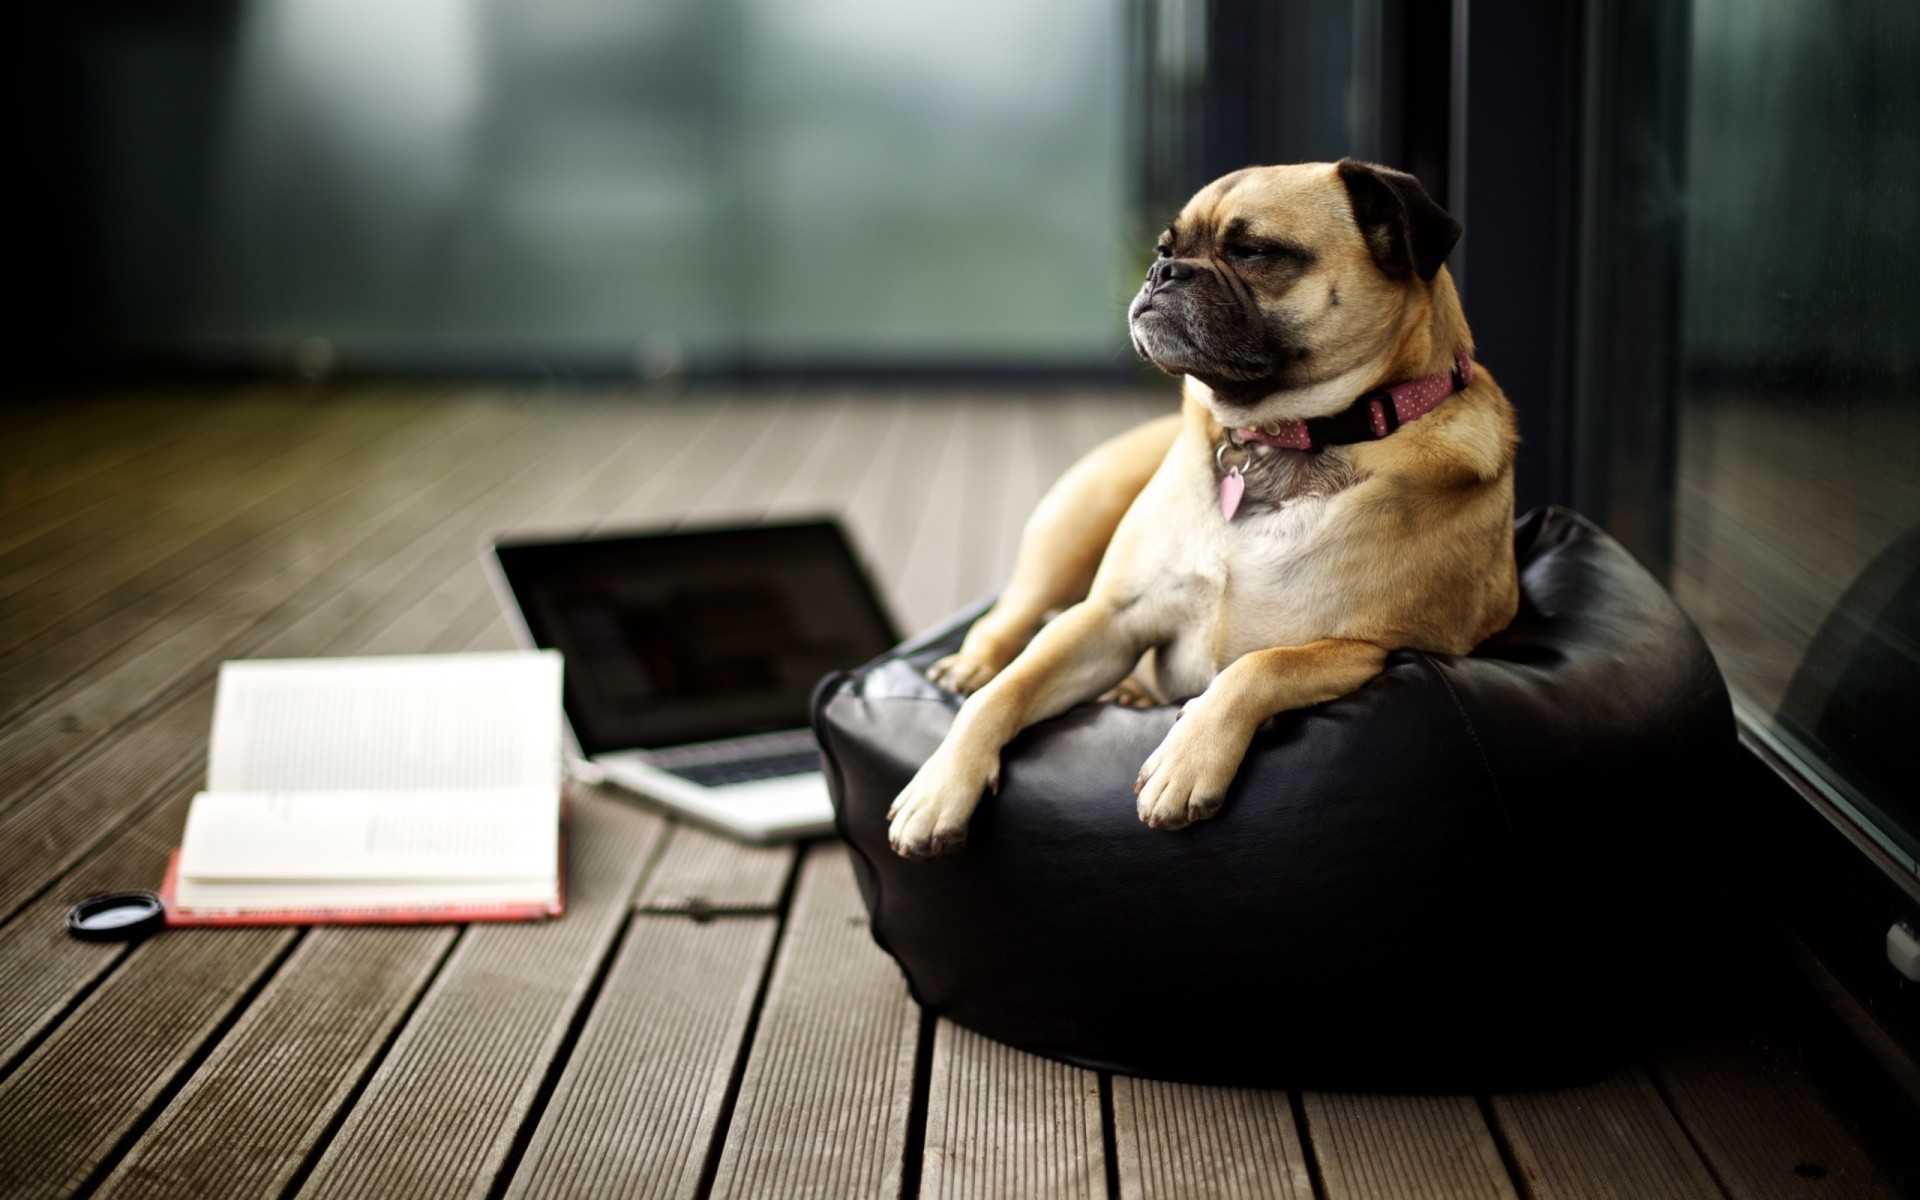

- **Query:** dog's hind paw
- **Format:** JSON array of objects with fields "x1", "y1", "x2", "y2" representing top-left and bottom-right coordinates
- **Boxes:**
[
  {"x1": 1099, "y1": 676, "x2": 1159, "y2": 708},
  {"x1": 926, "y1": 652, "x2": 1000, "y2": 697}
]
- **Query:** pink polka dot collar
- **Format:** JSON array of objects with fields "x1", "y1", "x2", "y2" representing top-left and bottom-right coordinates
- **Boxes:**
[{"x1": 1230, "y1": 351, "x2": 1473, "y2": 455}]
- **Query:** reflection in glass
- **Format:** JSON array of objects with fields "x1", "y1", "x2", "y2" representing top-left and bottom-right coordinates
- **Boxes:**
[{"x1": 1667, "y1": 0, "x2": 1920, "y2": 862}]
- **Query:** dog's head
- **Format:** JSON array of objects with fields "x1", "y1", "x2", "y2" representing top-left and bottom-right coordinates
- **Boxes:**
[{"x1": 1127, "y1": 160, "x2": 1462, "y2": 429}]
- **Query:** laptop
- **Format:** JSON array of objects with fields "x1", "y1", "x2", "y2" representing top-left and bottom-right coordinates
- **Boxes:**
[{"x1": 484, "y1": 519, "x2": 900, "y2": 841}]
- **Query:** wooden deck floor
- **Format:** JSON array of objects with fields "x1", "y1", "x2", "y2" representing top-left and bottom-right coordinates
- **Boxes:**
[{"x1": 0, "y1": 385, "x2": 1899, "y2": 1198}]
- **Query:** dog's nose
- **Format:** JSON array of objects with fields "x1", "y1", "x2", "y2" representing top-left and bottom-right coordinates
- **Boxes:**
[{"x1": 1150, "y1": 259, "x2": 1198, "y2": 289}]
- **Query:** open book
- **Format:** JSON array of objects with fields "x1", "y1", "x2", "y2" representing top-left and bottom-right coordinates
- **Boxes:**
[{"x1": 162, "y1": 651, "x2": 566, "y2": 925}]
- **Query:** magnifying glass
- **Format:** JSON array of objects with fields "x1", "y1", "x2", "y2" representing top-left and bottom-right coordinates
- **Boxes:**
[{"x1": 65, "y1": 892, "x2": 168, "y2": 942}]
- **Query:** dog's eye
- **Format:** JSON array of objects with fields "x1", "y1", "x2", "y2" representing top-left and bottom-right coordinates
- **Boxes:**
[
  {"x1": 1227, "y1": 241, "x2": 1308, "y2": 266},
  {"x1": 1154, "y1": 244, "x2": 1172, "y2": 259}
]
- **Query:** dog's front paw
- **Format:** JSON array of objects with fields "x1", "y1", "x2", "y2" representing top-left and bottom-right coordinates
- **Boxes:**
[
  {"x1": 887, "y1": 754, "x2": 998, "y2": 859},
  {"x1": 1132, "y1": 701, "x2": 1244, "y2": 831},
  {"x1": 926, "y1": 652, "x2": 1001, "y2": 697}
]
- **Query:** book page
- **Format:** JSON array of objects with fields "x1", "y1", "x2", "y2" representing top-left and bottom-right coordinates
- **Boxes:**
[
  {"x1": 207, "y1": 651, "x2": 563, "y2": 793},
  {"x1": 173, "y1": 875, "x2": 558, "y2": 913},
  {"x1": 178, "y1": 789, "x2": 558, "y2": 883}
]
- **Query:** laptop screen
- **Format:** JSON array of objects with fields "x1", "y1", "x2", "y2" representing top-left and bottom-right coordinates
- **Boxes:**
[{"x1": 491, "y1": 521, "x2": 899, "y2": 757}]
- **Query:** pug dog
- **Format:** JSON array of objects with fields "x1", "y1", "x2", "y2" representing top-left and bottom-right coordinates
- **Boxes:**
[{"x1": 888, "y1": 159, "x2": 1518, "y2": 859}]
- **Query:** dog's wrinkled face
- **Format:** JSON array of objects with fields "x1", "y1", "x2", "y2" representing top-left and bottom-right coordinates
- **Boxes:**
[{"x1": 1128, "y1": 160, "x2": 1461, "y2": 428}]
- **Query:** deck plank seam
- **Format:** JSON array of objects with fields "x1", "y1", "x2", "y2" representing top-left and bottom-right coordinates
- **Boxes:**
[
  {"x1": 1476, "y1": 1093, "x2": 1535, "y2": 1200},
  {"x1": 0, "y1": 755, "x2": 205, "y2": 939},
  {"x1": 482, "y1": 904, "x2": 645, "y2": 1200},
  {"x1": 1096, "y1": 1072, "x2": 1119, "y2": 1200},
  {"x1": 690, "y1": 836, "x2": 808, "y2": 1200},
  {"x1": 478, "y1": 811, "x2": 681, "y2": 1198},
  {"x1": 67, "y1": 928, "x2": 310, "y2": 1199},
  {"x1": 275, "y1": 927, "x2": 471, "y2": 1200},
  {"x1": 0, "y1": 938, "x2": 137, "y2": 1086},
  {"x1": 1290, "y1": 1088, "x2": 1332, "y2": 1200},
  {"x1": 899, "y1": 1006, "x2": 938, "y2": 1200},
  {"x1": 1636, "y1": 1055, "x2": 1736, "y2": 1200}
]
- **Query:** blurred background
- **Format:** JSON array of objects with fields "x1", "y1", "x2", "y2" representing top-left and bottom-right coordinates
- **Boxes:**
[{"x1": 6, "y1": 0, "x2": 1920, "y2": 1065}]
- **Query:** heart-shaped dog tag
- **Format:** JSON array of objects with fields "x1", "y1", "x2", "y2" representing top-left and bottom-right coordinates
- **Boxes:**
[{"x1": 1219, "y1": 467, "x2": 1245, "y2": 521}]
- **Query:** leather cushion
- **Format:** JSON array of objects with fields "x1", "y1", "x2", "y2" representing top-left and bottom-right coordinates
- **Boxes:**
[{"x1": 811, "y1": 507, "x2": 1734, "y2": 1090}]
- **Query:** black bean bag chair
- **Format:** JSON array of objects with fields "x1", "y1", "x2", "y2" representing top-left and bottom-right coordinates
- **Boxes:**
[{"x1": 811, "y1": 507, "x2": 1734, "y2": 1091}]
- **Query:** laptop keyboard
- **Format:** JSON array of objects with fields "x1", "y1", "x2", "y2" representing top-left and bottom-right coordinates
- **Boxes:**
[
  {"x1": 659, "y1": 749, "x2": 823, "y2": 787},
  {"x1": 644, "y1": 731, "x2": 822, "y2": 788}
]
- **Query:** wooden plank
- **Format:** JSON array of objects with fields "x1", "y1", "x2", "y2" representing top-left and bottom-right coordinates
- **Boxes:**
[
  {"x1": 0, "y1": 399, "x2": 518, "y2": 721},
  {"x1": 664, "y1": 393, "x2": 813, "y2": 522},
  {"x1": 1301, "y1": 1091, "x2": 1517, "y2": 1200},
  {"x1": 600, "y1": 390, "x2": 838, "y2": 530},
  {"x1": 0, "y1": 395, "x2": 264, "y2": 555},
  {"x1": 0, "y1": 401, "x2": 200, "y2": 544},
  {"x1": 826, "y1": 397, "x2": 913, "y2": 613},
  {"x1": 950, "y1": 398, "x2": 1014, "y2": 607},
  {"x1": 707, "y1": 842, "x2": 919, "y2": 1200},
  {"x1": 294, "y1": 788, "x2": 664, "y2": 1200},
  {"x1": 895, "y1": 400, "x2": 975, "y2": 631},
  {"x1": 920, "y1": 1019, "x2": 1106, "y2": 1200},
  {"x1": 0, "y1": 782, "x2": 206, "y2": 1070},
  {"x1": 1649, "y1": 1030, "x2": 1890, "y2": 1199},
  {"x1": 504, "y1": 817, "x2": 786, "y2": 1198},
  {"x1": 1490, "y1": 1065, "x2": 1725, "y2": 1199},
  {"x1": 0, "y1": 785, "x2": 651, "y2": 1200},
  {"x1": 636, "y1": 823, "x2": 795, "y2": 915},
  {"x1": 0, "y1": 921, "x2": 298, "y2": 1200},
  {"x1": 91, "y1": 927, "x2": 456, "y2": 1200},
  {"x1": 988, "y1": 398, "x2": 1043, "y2": 589},
  {"x1": 0, "y1": 393, "x2": 357, "y2": 588},
  {"x1": 0, "y1": 399, "x2": 640, "y2": 827},
  {"x1": 532, "y1": 394, "x2": 737, "y2": 534},
  {"x1": 762, "y1": 396, "x2": 862, "y2": 517},
  {"x1": 0, "y1": 678, "x2": 214, "y2": 924},
  {"x1": 503, "y1": 911, "x2": 778, "y2": 1199},
  {"x1": 845, "y1": 399, "x2": 957, "y2": 626},
  {"x1": 1112, "y1": 1077, "x2": 1313, "y2": 1200},
  {"x1": 0, "y1": 391, "x2": 462, "y2": 663},
  {"x1": 0, "y1": 394, "x2": 140, "y2": 471},
  {"x1": 0, "y1": 392, "x2": 426, "y2": 612}
]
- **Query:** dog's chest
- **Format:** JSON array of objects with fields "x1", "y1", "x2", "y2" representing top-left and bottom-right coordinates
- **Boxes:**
[{"x1": 1145, "y1": 477, "x2": 1351, "y2": 699}]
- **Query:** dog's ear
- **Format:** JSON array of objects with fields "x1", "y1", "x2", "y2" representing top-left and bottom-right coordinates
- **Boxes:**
[{"x1": 1336, "y1": 159, "x2": 1461, "y2": 282}]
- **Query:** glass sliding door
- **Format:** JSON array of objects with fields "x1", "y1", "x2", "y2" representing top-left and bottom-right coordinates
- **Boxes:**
[
  {"x1": 57, "y1": 0, "x2": 1129, "y2": 372},
  {"x1": 1578, "y1": 0, "x2": 1920, "y2": 874}
]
